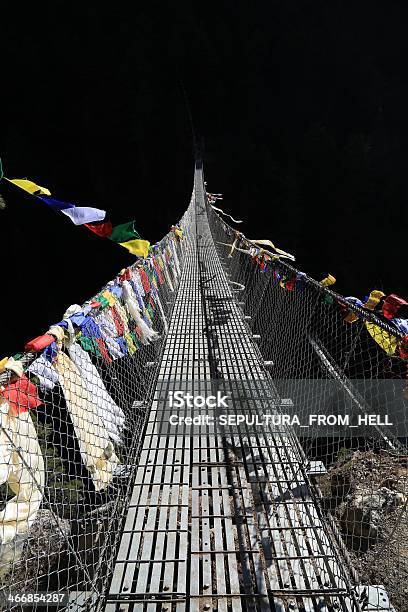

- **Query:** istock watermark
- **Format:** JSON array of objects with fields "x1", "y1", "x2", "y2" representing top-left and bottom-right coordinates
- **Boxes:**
[
  {"x1": 168, "y1": 413, "x2": 394, "y2": 427},
  {"x1": 154, "y1": 379, "x2": 407, "y2": 438},
  {"x1": 168, "y1": 390, "x2": 230, "y2": 408}
]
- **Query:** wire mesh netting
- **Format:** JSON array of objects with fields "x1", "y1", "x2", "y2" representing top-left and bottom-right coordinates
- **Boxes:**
[
  {"x1": 207, "y1": 198, "x2": 408, "y2": 610},
  {"x1": 0, "y1": 210, "x2": 188, "y2": 610}
]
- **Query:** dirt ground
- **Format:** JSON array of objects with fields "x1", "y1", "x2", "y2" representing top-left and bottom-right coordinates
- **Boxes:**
[{"x1": 318, "y1": 449, "x2": 408, "y2": 611}]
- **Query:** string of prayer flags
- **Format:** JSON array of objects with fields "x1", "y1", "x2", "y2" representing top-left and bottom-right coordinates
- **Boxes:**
[
  {"x1": 5, "y1": 163, "x2": 152, "y2": 259},
  {"x1": 8, "y1": 178, "x2": 107, "y2": 226},
  {"x1": 86, "y1": 219, "x2": 150, "y2": 258},
  {"x1": 382, "y1": 294, "x2": 408, "y2": 320}
]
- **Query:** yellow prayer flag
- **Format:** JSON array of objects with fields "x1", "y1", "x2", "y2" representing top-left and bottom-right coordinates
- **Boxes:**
[
  {"x1": 365, "y1": 322, "x2": 397, "y2": 355},
  {"x1": 101, "y1": 290, "x2": 117, "y2": 307},
  {"x1": 119, "y1": 239, "x2": 150, "y2": 258},
  {"x1": 320, "y1": 274, "x2": 336, "y2": 287},
  {"x1": 124, "y1": 333, "x2": 137, "y2": 355},
  {"x1": 9, "y1": 178, "x2": 51, "y2": 196},
  {"x1": 0, "y1": 356, "x2": 9, "y2": 372},
  {"x1": 364, "y1": 290, "x2": 385, "y2": 311},
  {"x1": 344, "y1": 312, "x2": 359, "y2": 323}
]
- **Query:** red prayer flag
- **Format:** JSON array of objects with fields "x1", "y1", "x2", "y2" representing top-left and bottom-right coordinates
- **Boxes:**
[
  {"x1": 153, "y1": 258, "x2": 165, "y2": 284},
  {"x1": 1, "y1": 374, "x2": 43, "y2": 414},
  {"x1": 95, "y1": 338, "x2": 112, "y2": 363},
  {"x1": 119, "y1": 268, "x2": 132, "y2": 282},
  {"x1": 139, "y1": 268, "x2": 151, "y2": 293},
  {"x1": 383, "y1": 294, "x2": 408, "y2": 320},
  {"x1": 111, "y1": 306, "x2": 125, "y2": 336},
  {"x1": 25, "y1": 333, "x2": 55, "y2": 352},
  {"x1": 84, "y1": 220, "x2": 113, "y2": 238},
  {"x1": 400, "y1": 335, "x2": 408, "y2": 360}
]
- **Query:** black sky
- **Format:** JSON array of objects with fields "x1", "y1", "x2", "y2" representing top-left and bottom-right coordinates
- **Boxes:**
[{"x1": 1, "y1": 1, "x2": 407, "y2": 355}]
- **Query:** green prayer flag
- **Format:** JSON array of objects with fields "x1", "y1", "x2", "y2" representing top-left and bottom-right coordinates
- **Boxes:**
[
  {"x1": 96, "y1": 294, "x2": 110, "y2": 309},
  {"x1": 109, "y1": 221, "x2": 141, "y2": 243},
  {"x1": 79, "y1": 336, "x2": 102, "y2": 357},
  {"x1": 130, "y1": 332, "x2": 139, "y2": 348}
]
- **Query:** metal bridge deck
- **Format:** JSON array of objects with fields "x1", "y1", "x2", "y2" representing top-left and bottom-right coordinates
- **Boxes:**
[{"x1": 107, "y1": 168, "x2": 355, "y2": 611}]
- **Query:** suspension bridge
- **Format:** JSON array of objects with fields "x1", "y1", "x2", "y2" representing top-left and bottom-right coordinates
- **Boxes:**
[
  {"x1": 106, "y1": 163, "x2": 360, "y2": 611},
  {"x1": 0, "y1": 161, "x2": 404, "y2": 611}
]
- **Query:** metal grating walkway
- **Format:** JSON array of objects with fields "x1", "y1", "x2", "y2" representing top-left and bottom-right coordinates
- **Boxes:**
[{"x1": 106, "y1": 165, "x2": 357, "y2": 611}]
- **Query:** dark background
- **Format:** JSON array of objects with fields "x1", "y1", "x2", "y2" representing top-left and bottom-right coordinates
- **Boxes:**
[{"x1": 1, "y1": 1, "x2": 407, "y2": 355}]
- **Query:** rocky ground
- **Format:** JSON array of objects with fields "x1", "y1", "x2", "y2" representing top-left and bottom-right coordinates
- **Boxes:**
[
  {"x1": 318, "y1": 449, "x2": 408, "y2": 611},
  {"x1": 0, "y1": 510, "x2": 70, "y2": 608}
]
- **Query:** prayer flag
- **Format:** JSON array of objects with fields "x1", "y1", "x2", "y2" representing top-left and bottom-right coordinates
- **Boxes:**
[
  {"x1": 109, "y1": 221, "x2": 141, "y2": 243},
  {"x1": 119, "y1": 239, "x2": 150, "y2": 258},
  {"x1": 9, "y1": 178, "x2": 51, "y2": 196}
]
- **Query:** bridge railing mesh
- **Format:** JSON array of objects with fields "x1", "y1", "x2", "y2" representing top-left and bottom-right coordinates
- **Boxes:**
[
  {"x1": 0, "y1": 204, "x2": 191, "y2": 610},
  {"x1": 206, "y1": 199, "x2": 408, "y2": 609}
]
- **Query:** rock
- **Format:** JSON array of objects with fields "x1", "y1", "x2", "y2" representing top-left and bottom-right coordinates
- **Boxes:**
[
  {"x1": 339, "y1": 491, "x2": 383, "y2": 541},
  {"x1": 330, "y1": 472, "x2": 352, "y2": 499},
  {"x1": 0, "y1": 509, "x2": 70, "y2": 596},
  {"x1": 338, "y1": 498, "x2": 380, "y2": 541},
  {"x1": 338, "y1": 486, "x2": 406, "y2": 548},
  {"x1": 380, "y1": 477, "x2": 396, "y2": 487},
  {"x1": 392, "y1": 492, "x2": 406, "y2": 507}
]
